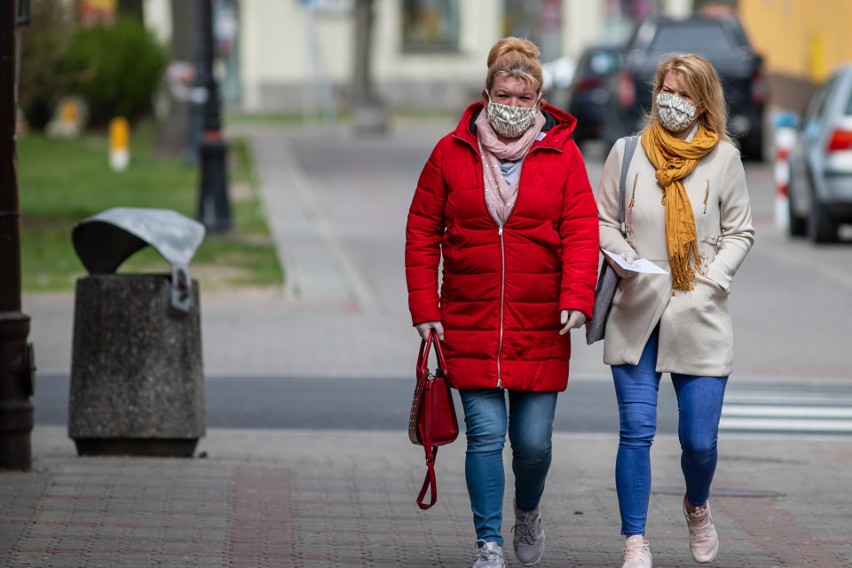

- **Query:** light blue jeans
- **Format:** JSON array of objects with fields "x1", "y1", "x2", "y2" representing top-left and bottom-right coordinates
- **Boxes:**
[
  {"x1": 612, "y1": 327, "x2": 728, "y2": 536},
  {"x1": 459, "y1": 388, "x2": 558, "y2": 546}
]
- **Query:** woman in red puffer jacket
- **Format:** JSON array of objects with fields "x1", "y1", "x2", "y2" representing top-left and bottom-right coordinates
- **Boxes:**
[{"x1": 405, "y1": 37, "x2": 599, "y2": 568}]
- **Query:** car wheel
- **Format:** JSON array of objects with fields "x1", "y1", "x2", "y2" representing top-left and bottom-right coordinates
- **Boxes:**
[
  {"x1": 786, "y1": 174, "x2": 807, "y2": 237},
  {"x1": 787, "y1": 197, "x2": 807, "y2": 237},
  {"x1": 741, "y1": 133, "x2": 764, "y2": 162},
  {"x1": 808, "y1": 195, "x2": 839, "y2": 243}
]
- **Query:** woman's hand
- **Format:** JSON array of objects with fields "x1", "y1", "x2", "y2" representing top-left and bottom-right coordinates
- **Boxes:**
[
  {"x1": 621, "y1": 249, "x2": 638, "y2": 264},
  {"x1": 559, "y1": 310, "x2": 587, "y2": 335},
  {"x1": 608, "y1": 249, "x2": 640, "y2": 278},
  {"x1": 415, "y1": 321, "x2": 445, "y2": 341}
]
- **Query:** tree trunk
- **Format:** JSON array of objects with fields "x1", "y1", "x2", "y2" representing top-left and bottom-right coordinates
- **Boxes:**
[
  {"x1": 351, "y1": 0, "x2": 388, "y2": 135},
  {"x1": 154, "y1": 1, "x2": 196, "y2": 158},
  {"x1": 117, "y1": 0, "x2": 144, "y2": 21}
]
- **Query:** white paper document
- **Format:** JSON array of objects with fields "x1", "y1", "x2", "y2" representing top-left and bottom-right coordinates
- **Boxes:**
[{"x1": 603, "y1": 249, "x2": 669, "y2": 275}]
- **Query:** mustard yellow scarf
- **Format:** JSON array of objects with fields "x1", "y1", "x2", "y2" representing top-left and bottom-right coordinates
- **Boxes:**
[{"x1": 640, "y1": 124, "x2": 719, "y2": 291}]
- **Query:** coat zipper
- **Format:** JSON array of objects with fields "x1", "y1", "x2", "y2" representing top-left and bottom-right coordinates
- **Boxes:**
[
  {"x1": 454, "y1": 130, "x2": 552, "y2": 389},
  {"x1": 497, "y1": 225, "x2": 506, "y2": 389}
]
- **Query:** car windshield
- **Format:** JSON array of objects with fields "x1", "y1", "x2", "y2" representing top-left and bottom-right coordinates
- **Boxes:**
[
  {"x1": 846, "y1": 83, "x2": 852, "y2": 115},
  {"x1": 588, "y1": 50, "x2": 619, "y2": 75},
  {"x1": 650, "y1": 21, "x2": 737, "y2": 52}
]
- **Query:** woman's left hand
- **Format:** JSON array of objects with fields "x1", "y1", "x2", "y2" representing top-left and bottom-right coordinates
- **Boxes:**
[{"x1": 559, "y1": 309, "x2": 587, "y2": 335}]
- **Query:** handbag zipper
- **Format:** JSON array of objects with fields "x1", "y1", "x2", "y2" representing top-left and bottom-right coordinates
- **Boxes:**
[{"x1": 497, "y1": 225, "x2": 506, "y2": 388}]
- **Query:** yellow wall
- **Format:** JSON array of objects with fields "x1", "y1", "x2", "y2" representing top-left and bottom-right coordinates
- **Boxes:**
[{"x1": 739, "y1": 0, "x2": 852, "y2": 83}]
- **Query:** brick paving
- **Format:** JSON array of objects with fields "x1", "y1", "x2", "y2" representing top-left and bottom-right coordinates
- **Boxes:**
[{"x1": 2, "y1": 428, "x2": 852, "y2": 567}]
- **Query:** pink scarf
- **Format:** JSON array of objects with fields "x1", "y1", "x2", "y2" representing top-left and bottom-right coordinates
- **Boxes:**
[{"x1": 475, "y1": 109, "x2": 546, "y2": 226}]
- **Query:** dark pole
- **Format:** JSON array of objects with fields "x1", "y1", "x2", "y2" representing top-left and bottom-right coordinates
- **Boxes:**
[
  {"x1": 195, "y1": 0, "x2": 232, "y2": 233},
  {"x1": 0, "y1": 0, "x2": 35, "y2": 471}
]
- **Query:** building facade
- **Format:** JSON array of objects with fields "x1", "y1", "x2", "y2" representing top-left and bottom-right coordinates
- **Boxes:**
[
  {"x1": 738, "y1": 0, "x2": 852, "y2": 114},
  {"x1": 144, "y1": 0, "x2": 694, "y2": 115}
]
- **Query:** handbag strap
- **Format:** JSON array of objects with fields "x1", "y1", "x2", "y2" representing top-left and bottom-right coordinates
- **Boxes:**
[
  {"x1": 431, "y1": 330, "x2": 448, "y2": 375},
  {"x1": 416, "y1": 329, "x2": 445, "y2": 509},
  {"x1": 416, "y1": 331, "x2": 433, "y2": 379},
  {"x1": 619, "y1": 136, "x2": 639, "y2": 232},
  {"x1": 416, "y1": 380, "x2": 438, "y2": 509}
]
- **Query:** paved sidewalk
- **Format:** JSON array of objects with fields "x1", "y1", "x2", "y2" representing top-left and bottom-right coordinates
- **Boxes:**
[{"x1": 3, "y1": 427, "x2": 852, "y2": 567}]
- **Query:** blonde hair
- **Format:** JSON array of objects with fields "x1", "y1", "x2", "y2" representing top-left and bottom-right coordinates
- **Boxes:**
[
  {"x1": 646, "y1": 53, "x2": 731, "y2": 142},
  {"x1": 484, "y1": 37, "x2": 543, "y2": 94}
]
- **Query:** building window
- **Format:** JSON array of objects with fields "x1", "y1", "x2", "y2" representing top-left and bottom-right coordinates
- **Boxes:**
[{"x1": 402, "y1": 0, "x2": 459, "y2": 52}]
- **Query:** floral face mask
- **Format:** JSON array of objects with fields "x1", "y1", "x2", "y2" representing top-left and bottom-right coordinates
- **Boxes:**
[
  {"x1": 656, "y1": 92, "x2": 697, "y2": 132},
  {"x1": 486, "y1": 92, "x2": 541, "y2": 138}
]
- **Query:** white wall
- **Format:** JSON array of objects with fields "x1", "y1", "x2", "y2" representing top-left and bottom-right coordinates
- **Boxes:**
[
  {"x1": 662, "y1": 0, "x2": 694, "y2": 18},
  {"x1": 563, "y1": 0, "x2": 607, "y2": 56},
  {"x1": 143, "y1": 0, "x2": 171, "y2": 45},
  {"x1": 145, "y1": 0, "x2": 615, "y2": 114},
  {"x1": 240, "y1": 1, "x2": 354, "y2": 112}
]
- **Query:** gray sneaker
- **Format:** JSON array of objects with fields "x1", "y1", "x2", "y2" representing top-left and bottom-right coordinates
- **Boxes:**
[
  {"x1": 512, "y1": 503, "x2": 545, "y2": 566},
  {"x1": 472, "y1": 541, "x2": 504, "y2": 568}
]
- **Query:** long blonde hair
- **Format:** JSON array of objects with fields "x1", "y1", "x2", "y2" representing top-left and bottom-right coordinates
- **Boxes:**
[
  {"x1": 645, "y1": 53, "x2": 731, "y2": 142},
  {"x1": 484, "y1": 37, "x2": 543, "y2": 94}
]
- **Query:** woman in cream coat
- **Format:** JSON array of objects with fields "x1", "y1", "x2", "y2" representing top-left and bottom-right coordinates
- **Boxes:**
[{"x1": 596, "y1": 54, "x2": 754, "y2": 568}]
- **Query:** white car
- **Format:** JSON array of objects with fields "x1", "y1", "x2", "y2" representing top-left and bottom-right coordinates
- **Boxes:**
[{"x1": 788, "y1": 64, "x2": 852, "y2": 243}]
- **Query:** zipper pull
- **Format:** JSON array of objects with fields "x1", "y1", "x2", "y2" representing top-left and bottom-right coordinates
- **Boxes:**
[
  {"x1": 703, "y1": 180, "x2": 710, "y2": 214},
  {"x1": 499, "y1": 226, "x2": 503, "y2": 236}
]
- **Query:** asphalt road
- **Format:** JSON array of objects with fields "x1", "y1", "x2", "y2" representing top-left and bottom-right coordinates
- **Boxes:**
[
  {"x1": 32, "y1": 135, "x2": 852, "y2": 437},
  {"x1": 290, "y1": 132, "x2": 852, "y2": 382},
  {"x1": 34, "y1": 373, "x2": 852, "y2": 436}
]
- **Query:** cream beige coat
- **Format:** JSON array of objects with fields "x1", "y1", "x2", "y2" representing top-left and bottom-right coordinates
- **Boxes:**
[{"x1": 597, "y1": 136, "x2": 755, "y2": 376}]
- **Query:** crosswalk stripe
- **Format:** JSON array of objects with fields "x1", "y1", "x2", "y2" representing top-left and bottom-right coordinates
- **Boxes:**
[
  {"x1": 720, "y1": 417, "x2": 852, "y2": 432},
  {"x1": 721, "y1": 390, "x2": 852, "y2": 431},
  {"x1": 722, "y1": 405, "x2": 852, "y2": 419},
  {"x1": 724, "y1": 394, "x2": 852, "y2": 405}
]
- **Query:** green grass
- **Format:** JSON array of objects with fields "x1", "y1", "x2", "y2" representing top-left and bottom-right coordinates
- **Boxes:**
[{"x1": 17, "y1": 122, "x2": 283, "y2": 292}]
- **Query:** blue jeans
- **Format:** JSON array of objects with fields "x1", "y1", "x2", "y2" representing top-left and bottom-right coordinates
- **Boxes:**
[
  {"x1": 612, "y1": 328, "x2": 728, "y2": 536},
  {"x1": 459, "y1": 388, "x2": 558, "y2": 546}
]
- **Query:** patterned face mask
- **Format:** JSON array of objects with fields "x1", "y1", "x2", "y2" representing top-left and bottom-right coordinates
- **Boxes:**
[
  {"x1": 486, "y1": 92, "x2": 541, "y2": 138},
  {"x1": 656, "y1": 92, "x2": 697, "y2": 132}
]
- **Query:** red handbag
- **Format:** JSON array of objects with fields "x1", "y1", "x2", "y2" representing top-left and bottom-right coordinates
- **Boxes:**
[{"x1": 408, "y1": 330, "x2": 459, "y2": 510}]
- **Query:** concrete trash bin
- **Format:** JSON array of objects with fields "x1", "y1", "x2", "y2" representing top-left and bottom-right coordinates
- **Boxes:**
[{"x1": 68, "y1": 207, "x2": 206, "y2": 457}]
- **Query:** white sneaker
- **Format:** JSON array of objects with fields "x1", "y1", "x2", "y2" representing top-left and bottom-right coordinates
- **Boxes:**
[
  {"x1": 472, "y1": 541, "x2": 504, "y2": 568},
  {"x1": 622, "y1": 535, "x2": 652, "y2": 568},
  {"x1": 512, "y1": 502, "x2": 545, "y2": 566},
  {"x1": 683, "y1": 497, "x2": 719, "y2": 563}
]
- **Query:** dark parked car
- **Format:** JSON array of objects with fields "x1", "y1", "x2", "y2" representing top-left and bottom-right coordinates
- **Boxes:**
[
  {"x1": 787, "y1": 64, "x2": 852, "y2": 243},
  {"x1": 556, "y1": 43, "x2": 624, "y2": 145},
  {"x1": 602, "y1": 13, "x2": 769, "y2": 160}
]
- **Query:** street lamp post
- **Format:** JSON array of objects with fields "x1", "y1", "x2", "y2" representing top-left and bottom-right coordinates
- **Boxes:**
[
  {"x1": 0, "y1": 0, "x2": 35, "y2": 471},
  {"x1": 194, "y1": 0, "x2": 232, "y2": 233}
]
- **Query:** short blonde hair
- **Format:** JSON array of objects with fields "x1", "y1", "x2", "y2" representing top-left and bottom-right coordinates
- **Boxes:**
[
  {"x1": 484, "y1": 37, "x2": 543, "y2": 94},
  {"x1": 646, "y1": 53, "x2": 731, "y2": 142}
]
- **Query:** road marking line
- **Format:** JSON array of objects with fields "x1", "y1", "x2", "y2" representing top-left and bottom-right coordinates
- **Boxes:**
[
  {"x1": 720, "y1": 417, "x2": 852, "y2": 432},
  {"x1": 723, "y1": 405, "x2": 852, "y2": 418}
]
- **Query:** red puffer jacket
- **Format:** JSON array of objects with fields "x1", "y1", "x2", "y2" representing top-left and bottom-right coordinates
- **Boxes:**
[{"x1": 406, "y1": 102, "x2": 599, "y2": 392}]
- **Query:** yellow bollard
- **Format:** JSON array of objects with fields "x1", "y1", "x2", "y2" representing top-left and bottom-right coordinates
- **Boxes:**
[{"x1": 108, "y1": 117, "x2": 130, "y2": 171}]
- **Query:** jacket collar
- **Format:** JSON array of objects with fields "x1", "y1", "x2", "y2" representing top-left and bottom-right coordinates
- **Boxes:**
[{"x1": 453, "y1": 101, "x2": 578, "y2": 150}]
